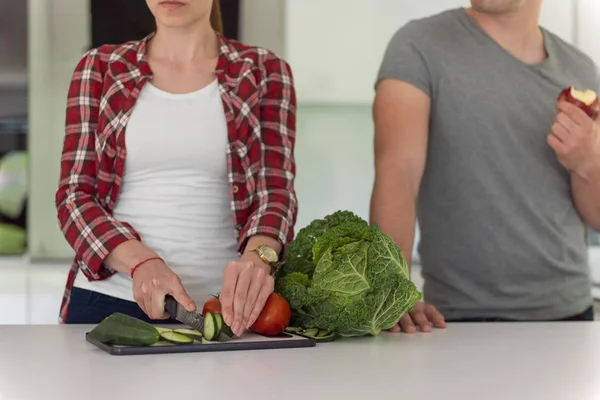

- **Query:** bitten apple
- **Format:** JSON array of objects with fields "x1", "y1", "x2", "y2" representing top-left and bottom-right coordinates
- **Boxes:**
[{"x1": 558, "y1": 86, "x2": 599, "y2": 119}]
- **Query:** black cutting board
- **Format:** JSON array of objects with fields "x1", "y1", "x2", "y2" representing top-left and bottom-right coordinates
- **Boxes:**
[{"x1": 86, "y1": 331, "x2": 316, "y2": 356}]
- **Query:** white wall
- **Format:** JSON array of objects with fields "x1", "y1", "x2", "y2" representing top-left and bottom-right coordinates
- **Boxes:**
[
  {"x1": 282, "y1": 0, "x2": 574, "y2": 105},
  {"x1": 575, "y1": 0, "x2": 600, "y2": 66}
]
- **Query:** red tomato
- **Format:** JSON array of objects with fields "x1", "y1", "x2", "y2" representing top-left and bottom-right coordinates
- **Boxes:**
[
  {"x1": 250, "y1": 293, "x2": 291, "y2": 336},
  {"x1": 202, "y1": 296, "x2": 222, "y2": 317}
]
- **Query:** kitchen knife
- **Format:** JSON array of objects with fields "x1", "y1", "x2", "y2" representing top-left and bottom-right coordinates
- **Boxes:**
[{"x1": 164, "y1": 295, "x2": 233, "y2": 342}]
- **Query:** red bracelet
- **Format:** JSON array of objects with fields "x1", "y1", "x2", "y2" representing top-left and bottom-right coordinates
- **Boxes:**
[{"x1": 130, "y1": 257, "x2": 163, "y2": 278}]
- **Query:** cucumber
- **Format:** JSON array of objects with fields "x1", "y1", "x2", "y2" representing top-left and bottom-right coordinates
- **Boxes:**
[
  {"x1": 302, "y1": 328, "x2": 319, "y2": 337},
  {"x1": 159, "y1": 331, "x2": 194, "y2": 345},
  {"x1": 214, "y1": 313, "x2": 224, "y2": 335},
  {"x1": 152, "y1": 340, "x2": 176, "y2": 346},
  {"x1": 285, "y1": 327, "x2": 303, "y2": 334},
  {"x1": 314, "y1": 330, "x2": 336, "y2": 343},
  {"x1": 316, "y1": 329, "x2": 331, "y2": 337},
  {"x1": 155, "y1": 326, "x2": 172, "y2": 334},
  {"x1": 221, "y1": 324, "x2": 234, "y2": 338},
  {"x1": 291, "y1": 327, "x2": 336, "y2": 343},
  {"x1": 88, "y1": 313, "x2": 160, "y2": 346},
  {"x1": 203, "y1": 312, "x2": 218, "y2": 341},
  {"x1": 173, "y1": 328, "x2": 203, "y2": 341}
]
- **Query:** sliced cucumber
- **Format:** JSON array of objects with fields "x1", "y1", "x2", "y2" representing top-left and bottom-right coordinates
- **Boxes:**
[
  {"x1": 302, "y1": 328, "x2": 319, "y2": 337},
  {"x1": 285, "y1": 327, "x2": 303, "y2": 334},
  {"x1": 173, "y1": 328, "x2": 203, "y2": 341},
  {"x1": 314, "y1": 331, "x2": 336, "y2": 343},
  {"x1": 159, "y1": 331, "x2": 194, "y2": 345},
  {"x1": 152, "y1": 340, "x2": 176, "y2": 346},
  {"x1": 214, "y1": 313, "x2": 224, "y2": 336},
  {"x1": 203, "y1": 312, "x2": 218, "y2": 341},
  {"x1": 155, "y1": 326, "x2": 172, "y2": 334},
  {"x1": 221, "y1": 324, "x2": 234, "y2": 338},
  {"x1": 294, "y1": 328, "x2": 336, "y2": 343}
]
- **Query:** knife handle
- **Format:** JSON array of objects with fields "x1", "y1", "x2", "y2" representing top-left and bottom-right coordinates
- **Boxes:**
[{"x1": 164, "y1": 295, "x2": 178, "y2": 317}]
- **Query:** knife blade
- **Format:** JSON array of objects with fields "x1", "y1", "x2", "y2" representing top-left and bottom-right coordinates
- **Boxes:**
[{"x1": 164, "y1": 295, "x2": 233, "y2": 342}]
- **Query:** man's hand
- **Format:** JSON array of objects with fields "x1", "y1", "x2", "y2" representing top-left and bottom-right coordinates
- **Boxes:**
[
  {"x1": 548, "y1": 101, "x2": 600, "y2": 181},
  {"x1": 388, "y1": 301, "x2": 446, "y2": 333}
]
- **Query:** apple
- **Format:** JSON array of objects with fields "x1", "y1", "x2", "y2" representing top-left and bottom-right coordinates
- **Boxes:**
[{"x1": 558, "y1": 86, "x2": 599, "y2": 119}]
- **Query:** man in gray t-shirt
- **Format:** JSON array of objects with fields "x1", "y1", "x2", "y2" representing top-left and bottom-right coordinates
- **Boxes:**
[{"x1": 371, "y1": 0, "x2": 600, "y2": 331}]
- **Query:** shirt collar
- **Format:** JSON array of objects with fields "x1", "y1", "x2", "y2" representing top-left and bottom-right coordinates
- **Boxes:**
[{"x1": 133, "y1": 32, "x2": 240, "y2": 83}]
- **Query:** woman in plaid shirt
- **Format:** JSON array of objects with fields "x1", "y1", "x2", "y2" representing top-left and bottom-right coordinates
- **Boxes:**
[{"x1": 55, "y1": 0, "x2": 297, "y2": 337}]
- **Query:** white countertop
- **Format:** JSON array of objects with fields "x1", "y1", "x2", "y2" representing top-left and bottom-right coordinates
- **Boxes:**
[{"x1": 1, "y1": 322, "x2": 599, "y2": 400}]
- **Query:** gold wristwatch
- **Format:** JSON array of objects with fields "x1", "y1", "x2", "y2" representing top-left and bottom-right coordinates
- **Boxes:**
[{"x1": 251, "y1": 244, "x2": 280, "y2": 274}]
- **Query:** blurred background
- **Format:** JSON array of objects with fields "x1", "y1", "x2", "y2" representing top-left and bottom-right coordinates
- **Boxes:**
[{"x1": 0, "y1": 0, "x2": 599, "y2": 324}]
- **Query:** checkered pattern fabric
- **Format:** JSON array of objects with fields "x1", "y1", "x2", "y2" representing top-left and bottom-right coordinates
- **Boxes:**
[{"x1": 55, "y1": 34, "x2": 298, "y2": 322}]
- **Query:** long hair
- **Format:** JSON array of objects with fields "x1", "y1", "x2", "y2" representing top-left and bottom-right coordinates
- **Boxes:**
[{"x1": 210, "y1": 0, "x2": 224, "y2": 35}]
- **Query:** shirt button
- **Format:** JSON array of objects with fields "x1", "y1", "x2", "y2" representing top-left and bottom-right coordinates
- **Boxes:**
[
  {"x1": 232, "y1": 185, "x2": 239, "y2": 194},
  {"x1": 236, "y1": 224, "x2": 243, "y2": 231}
]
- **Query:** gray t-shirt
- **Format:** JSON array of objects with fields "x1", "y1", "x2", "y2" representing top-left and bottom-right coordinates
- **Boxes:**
[{"x1": 376, "y1": 8, "x2": 599, "y2": 320}]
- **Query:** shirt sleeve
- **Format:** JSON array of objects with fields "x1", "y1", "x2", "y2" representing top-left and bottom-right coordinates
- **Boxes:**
[
  {"x1": 55, "y1": 49, "x2": 141, "y2": 280},
  {"x1": 240, "y1": 56, "x2": 298, "y2": 250},
  {"x1": 375, "y1": 22, "x2": 433, "y2": 97}
]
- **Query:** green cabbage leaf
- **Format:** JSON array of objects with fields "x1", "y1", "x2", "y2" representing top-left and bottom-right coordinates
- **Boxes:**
[{"x1": 276, "y1": 211, "x2": 421, "y2": 337}]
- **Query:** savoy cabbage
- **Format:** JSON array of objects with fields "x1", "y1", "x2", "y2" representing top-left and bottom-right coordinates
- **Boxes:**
[{"x1": 276, "y1": 211, "x2": 422, "y2": 337}]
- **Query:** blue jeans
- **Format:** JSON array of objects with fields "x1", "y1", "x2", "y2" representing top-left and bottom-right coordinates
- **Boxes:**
[{"x1": 65, "y1": 287, "x2": 181, "y2": 325}]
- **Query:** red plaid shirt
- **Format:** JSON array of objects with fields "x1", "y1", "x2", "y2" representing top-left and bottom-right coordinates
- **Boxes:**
[{"x1": 55, "y1": 34, "x2": 298, "y2": 323}]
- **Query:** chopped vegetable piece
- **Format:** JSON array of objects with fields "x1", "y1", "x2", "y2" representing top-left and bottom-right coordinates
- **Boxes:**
[
  {"x1": 313, "y1": 332, "x2": 336, "y2": 343},
  {"x1": 302, "y1": 328, "x2": 319, "y2": 337},
  {"x1": 203, "y1": 312, "x2": 218, "y2": 341},
  {"x1": 316, "y1": 329, "x2": 331, "y2": 337},
  {"x1": 159, "y1": 331, "x2": 194, "y2": 344},
  {"x1": 221, "y1": 324, "x2": 234, "y2": 338},
  {"x1": 214, "y1": 313, "x2": 224, "y2": 334},
  {"x1": 173, "y1": 329, "x2": 203, "y2": 340},
  {"x1": 152, "y1": 340, "x2": 176, "y2": 346},
  {"x1": 294, "y1": 328, "x2": 336, "y2": 342}
]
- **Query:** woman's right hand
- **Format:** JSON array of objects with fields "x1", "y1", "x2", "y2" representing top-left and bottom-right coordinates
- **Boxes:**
[{"x1": 131, "y1": 259, "x2": 196, "y2": 320}]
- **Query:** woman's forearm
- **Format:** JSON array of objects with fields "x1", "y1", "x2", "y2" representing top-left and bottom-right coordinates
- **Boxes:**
[
  {"x1": 243, "y1": 235, "x2": 282, "y2": 255},
  {"x1": 104, "y1": 240, "x2": 161, "y2": 276}
]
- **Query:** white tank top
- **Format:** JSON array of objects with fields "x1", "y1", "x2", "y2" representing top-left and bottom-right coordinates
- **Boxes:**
[{"x1": 73, "y1": 80, "x2": 239, "y2": 305}]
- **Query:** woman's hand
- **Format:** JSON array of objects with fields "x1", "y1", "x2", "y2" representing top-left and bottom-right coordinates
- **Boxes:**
[
  {"x1": 219, "y1": 252, "x2": 275, "y2": 337},
  {"x1": 132, "y1": 259, "x2": 196, "y2": 320},
  {"x1": 389, "y1": 301, "x2": 446, "y2": 333}
]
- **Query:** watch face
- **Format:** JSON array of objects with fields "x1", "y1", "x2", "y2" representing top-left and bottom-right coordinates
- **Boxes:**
[{"x1": 260, "y1": 246, "x2": 278, "y2": 263}]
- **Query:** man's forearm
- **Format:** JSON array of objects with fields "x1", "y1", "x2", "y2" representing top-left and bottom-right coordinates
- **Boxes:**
[
  {"x1": 571, "y1": 170, "x2": 600, "y2": 231},
  {"x1": 370, "y1": 174, "x2": 418, "y2": 272}
]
